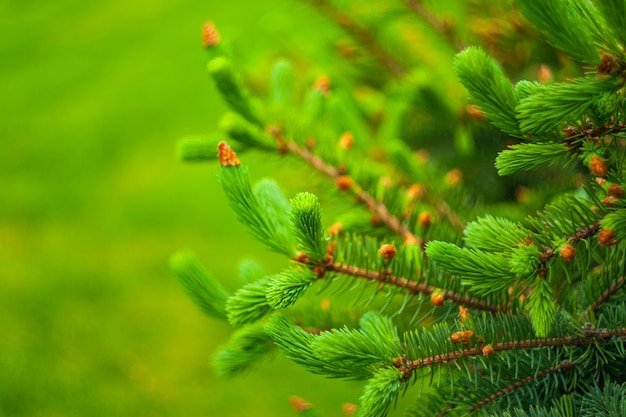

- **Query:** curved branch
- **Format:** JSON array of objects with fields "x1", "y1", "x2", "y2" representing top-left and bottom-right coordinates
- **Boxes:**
[
  {"x1": 303, "y1": 0, "x2": 407, "y2": 78},
  {"x1": 470, "y1": 360, "x2": 574, "y2": 412},
  {"x1": 287, "y1": 141, "x2": 424, "y2": 248},
  {"x1": 292, "y1": 255, "x2": 500, "y2": 313},
  {"x1": 399, "y1": 327, "x2": 626, "y2": 373}
]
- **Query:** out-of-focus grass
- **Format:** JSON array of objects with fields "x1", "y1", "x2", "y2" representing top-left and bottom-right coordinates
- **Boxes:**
[{"x1": 0, "y1": 1, "x2": 366, "y2": 416}]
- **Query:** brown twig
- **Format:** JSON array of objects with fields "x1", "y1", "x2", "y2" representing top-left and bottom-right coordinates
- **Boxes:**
[
  {"x1": 303, "y1": 0, "x2": 407, "y2": 78},
  {"x1": 292, "y1": 255, "x2": 499, "y2": 313},
  {"x1": 588, "y1": 275, "x2": 625, "y2": 314},
  {"x1": 405, "y1": 0, "x2": 465, "y2": 51},
  {"x1": 469, "y1": 360, "x2": 574, "y2": 412},
  {"x1": 286, "y1": 141, "x2": 424, "y2": 248},
  {"x1": 398, "y1": 327, "x2": 626, "y2": 372}
]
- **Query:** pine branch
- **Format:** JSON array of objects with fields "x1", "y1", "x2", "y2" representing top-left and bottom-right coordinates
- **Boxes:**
[
  {"x1": 397, "y1": 327, "x2": 626, "y2": 374},
  {"x1": 292, "y1": 255, "x2": 499, "y2": 313},
  {"x1": 286, "y1": 141, "x2": 424, "y2": 247},
  {"x1": 469, "y1": 359, "x2": 574, "y2": 413},
  {"x1": 588, "y1": 275, "x2": 626, "y2": 315},
  {"x1": 404, "y1": 0, "x2": 465, "y2": 51},
  {"x1": 302, "y1": 0, "x2": 407, "y2": 78}
]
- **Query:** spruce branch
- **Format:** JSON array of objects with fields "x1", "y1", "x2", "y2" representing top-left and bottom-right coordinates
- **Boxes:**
[
  {"x1": 587, "y1": 275, "x2": 626, "y2": 315},
  {"x1": 404, "y1": 0, "x2": 465, "y2": 51},
  {"x1": 397, "y1": 326, "x2": 626, "y2": 374},
  {"x1": 291, "y1": 255, "x2": 499, "y2": 313},
  {"x1": 302, "y1": 0, "x2": 407, "y2": 78},
  {"x1": 285, "y1": 140, "x2": 424, "y2": 248},
  {"x1": 469, "y1": 359, "x2": 574, "y2": 413}
]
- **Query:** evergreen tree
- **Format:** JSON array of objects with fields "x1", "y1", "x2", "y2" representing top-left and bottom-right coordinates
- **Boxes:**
[{"x1": 172, "y1": 1, "x2": 626, "y2": 415}]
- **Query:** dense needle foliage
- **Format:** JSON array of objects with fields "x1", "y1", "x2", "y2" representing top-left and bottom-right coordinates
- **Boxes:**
[{"x1": 173, "y1": 1, "x2": 626, "y2": 415}]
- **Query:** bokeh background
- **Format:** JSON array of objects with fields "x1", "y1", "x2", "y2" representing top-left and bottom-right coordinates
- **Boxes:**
[{"x1": 0, "y1": 1, "x2": 368, "y2": 416}]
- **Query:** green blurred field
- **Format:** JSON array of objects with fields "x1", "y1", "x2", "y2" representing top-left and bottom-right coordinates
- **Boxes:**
[{"x1": 0, "y1": 1, "x2": 367, "y2": 415}]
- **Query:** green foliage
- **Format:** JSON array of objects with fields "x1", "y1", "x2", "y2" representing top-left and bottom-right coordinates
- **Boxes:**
[
  {"x1": 173, "y1": 0, "x2": 626, "y2": 416},
  {"x1": 454, "y1": 47, "x2": 519, "y2": 136},
  {"x1": 170, "y1": 251, "x2": 230, "y2": 320},
  {"x1": 290, "y1": 192, "x2": 326, "y2": 259},
  {"x1": 218, "y1": 167, "x2": 296, "y2": 256},
  {"x1": 214, "y1": 322, "x2": 274, "y2": 378}
]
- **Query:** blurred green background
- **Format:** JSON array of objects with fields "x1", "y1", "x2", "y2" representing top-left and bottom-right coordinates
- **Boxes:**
[{"x1": 0, "y1": 1, "x2": 369, "y2": 416}]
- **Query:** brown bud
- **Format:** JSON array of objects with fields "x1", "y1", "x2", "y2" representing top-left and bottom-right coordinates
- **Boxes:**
[
  {"x1": 466, "y1": 104, "x2": 486, "y2": 120},
  {"x1": 597, "y1": 52, "x2": 618, "y2": 75},
  {"x1": 482, "y1": 344, "x2": 495, "y2": 356},
  {"x1": 342, "y1": 403, "x2": 358, "y2": 416},
  {"x1": 313, "y1": 75, "x2": 331, "y2": 96},
  {"x1": 217, "y1": 141, "x2": 240, "y2": 167},
  {"x1": 589, "y1": 155, "x2": 607, "y2": 177},
  {"x1": 559, "y1": 243, "x2": 576, "y2": 261},
  {"x1": 335, "y1": 175, "x2": 353, "y2": 191},
  {"x1": 598, "y1": 229, "x2": 618, "y2": 247},
  {"x1": 328, "y1": 222, "x2": 343, "y2": 237},
  {"x1": 202, "y1": 22, "x2": 221, "y2": 47},
  {"x1": 370, "y1": 214, "x2": 381, "y2": 227},
  {"x1": 450, "y1": 330, "x2": 474, "y2": 344},
  {"x1": 417, "y1": 211, "x2": 432, "y2": 228},
  {"x1": 538, "y1": 64, "x2": 553, "y2": 83},
  {"x1": 608, "y1": 183, "x2": 625, "y2": 198},
  {"x1": 406, "y1": 184, "x2": 425, "y2": 201},
  {"x1": 404, "y1": 234, "x2": 419, "y2": 246},
  {"x1": 459, "y1": 306, "x2": 471, "y2": 323},
  {"x1": 320, "y1": 297, "x2": 331, "y2": 311},
  {"x1": 289, "y1": 396, "x2": 312, "y2": 412},
  {"x1": 312, "y1": 266, "x2": 326, "y2": 278},
  {"x1": 338, "y1": 132, "x2": 354, "y2": 150},
  {"x1": 379, "y1": 243, "x2": 397, "y2": 263},
  {"x1": 430, "y1": 291, "x2": 445, "y2": 307},
  {"x1": 601, "y1": 196, "x2": 619, "y2": 207},
  {"x1": 445, "y1": 168, "x2": 463, "y2": 186}
]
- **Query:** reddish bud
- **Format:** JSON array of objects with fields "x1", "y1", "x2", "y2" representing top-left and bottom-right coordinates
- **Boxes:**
[
  {"x1": 202, "y1": 22, "x2": 221, "y2": 47},
  {"x1": 598, "y1": 229, "x2": 618, "y2": 247},
  {"x1": 417, "y1": 211, "x2": 432, "y2": 228},
  {"x1": 217, "y1": 141, "x2": 240, "y2": 167},
  {"x1": 313, "y1": 75, "x2": 331, "y2": 96},
  {"x1": 335, "y1": 175, "x2": 353, "y2": 191},
  {"x1": 378, "y1": 243, "x2": 397, "y2": 263},
  {"x1": 338, "y1": 132, "x2": 354, "y2": 150},
  {"x1": 445, "y1": 168, "x2": 463, "y2": 186},
  {"x1": 559, "y1": 243, "x2": 576, "y2": 261},
  {"x1": 466, "y1": 104, "x2": 486, "y2": 120},
  {"x1": 430, "y1": 291, "x2": 445, "y2": 307},
  {"x1": 589, "y1": 155, "x2": 607, "y2": 177},
  {"x1": 608, "y1": 183, "x2": 625, "y2": 198},
  {"x1": 342, "y1": 403, "x2": 358, "y2": 416},
  {"x1": 328, "y1": 222, "x2": 343, "y2": 237},
  {"x1": 450, "y1": 330, "x2": 475, "y2": 344},
  {"x1": 459, "y1": 306, "x2": 471, "y2": 323},
  {"x1": 289, "y1": 396, "x2": 312, "y2": 412},
  {"x1": 482, "y1": 344, "x2": 495, "y2": 356},
  {"x1": 538, "y1": 64, "x2": 553, "y2": 83}
]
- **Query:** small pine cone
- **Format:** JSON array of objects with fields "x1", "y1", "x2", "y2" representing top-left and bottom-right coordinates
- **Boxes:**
[
  {"x1": 338, "y1": 132, "x2": 354, "y2": 150},
  {"x1": 559, "y1": 243, "x2": 576, "y2": 261},
  {"x1": 598, "y1": 229, "x2": 618, "y2": 247},
  {"x1": 430, "y1": 291, "x2": 445, "y2": 307},
  {"x1": 202, "y1": 22, "x2": 221, "y2": 47},
  {"x1": 379, "y1": 243, "x2": 397, "y2": 263},
  {"x1": 589, "y1": 155, "x2": 607, "y2": 177},
  {"x1": 608, "y1": 183, "x2": 625, "y2": 198},
  {"x1": 482, "y1": 344, "x2": 495, "y2": 356},
  {"x1": 417, "y1": 211, "x2": 432, "y2": 227},
  {"x1": 335, "y1": 175, "x2": 353, "y2": 191}
]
